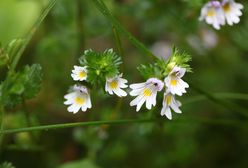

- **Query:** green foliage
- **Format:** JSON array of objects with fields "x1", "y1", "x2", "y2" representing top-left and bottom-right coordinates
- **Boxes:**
[
  {"x1": 167, "y1": 47, "x2": 192, "y2": 72},
  {"x1": 137, "y1": 63, "x2": 163, "y2": 79},
  {"x1": 0, "y1": 39, "x2": 24, "y2": 67},
  {"x1": 138, "y1": 47, "x2": 192, "y2": 80},
  {"x1": 59, "y1": 159, "x2": 100, "y2": 168},
  {"x1": 79, "y1": 49, "x2": 122, "y2": 86},
  {"x1": 0, "y1": 64, "x2": 43, "y2": 107},
  {"x1": 0, "y1": 162, "x2": 15, "y2": 168}
]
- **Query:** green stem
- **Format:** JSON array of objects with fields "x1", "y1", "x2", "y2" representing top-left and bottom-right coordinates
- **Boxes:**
[
  {"x1": 92, "y1": 0, "x2": 156, "y2": 60},
  {"x1": 190, "y1": 83, "x2": 248, "y2": 117},
  {"x1": 76, "y1": 0, "x2": 85, "y2": 58},
  {"x1": 183, "y1": 93, "x2": 248, "y2": 105},
  {"x1": 0, "y1": 118, "x2": 154, "y2": 135},
  {"x1": 9, "y1": 0, "x2": 57, "y2": 73},
  {"x1": 0, "y1": 116, "x2": 245, "y2": 135},
  {"x1": 0, "y1": 106, "x2": 5, "y2": 152}
]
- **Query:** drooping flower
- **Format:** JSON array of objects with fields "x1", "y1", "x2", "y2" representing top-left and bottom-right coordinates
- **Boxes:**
[
  {"x1": 71, "y1": 66, "x2": 87, "y2": 81},
  {"x1": 105, "y1": 74, "x2": 128, "y2": 97},
  {"x1": 222, "y1": 0, "x2": 243, "y2": 26},
  {"x1": 161, "y1": 92, "x2": 182, "y2": 120},
  {"x1": 199, "y1": 1, "x2": 225, "y2": 30},
  {"x1": 129, "y1": 78, "x2": 164, "y2": 111},
  {"x1": 64, "y1": 85, "x2": 92, "y2": 113},
  {"x1": 164, "y1": 66, "x2": 189, "y2": 96}
]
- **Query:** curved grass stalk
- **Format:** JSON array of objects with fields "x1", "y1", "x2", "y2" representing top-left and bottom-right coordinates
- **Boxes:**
[
  {"x1": 92, "y1": 0, "x2": 157, "y2": 60},
  {"x1": 9, "y1": 0, "x2": 57, "y2": 72}
]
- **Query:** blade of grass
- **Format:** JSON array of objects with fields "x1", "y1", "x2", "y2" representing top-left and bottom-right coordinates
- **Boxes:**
[
  {"x1": 0, "y1": 115, "x2": 245, "y2": 135},
  {"x1": 183, "y1": 92, "x2": 248, "y2": 105},
  {"x1": 9, "y1": 0, "x2": 57, "y2": 72},
  {"x1": 92, "y1": 0, "x2": 157, "y2": 60},
  {"x1": 190, "y1": 83, "x2": 248, "y2": 117}
]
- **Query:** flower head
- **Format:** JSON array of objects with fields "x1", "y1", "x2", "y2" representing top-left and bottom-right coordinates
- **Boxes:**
[
  {"x1": 130, "y1": 78, "x2": 164, "y2": 111},
  {"x1": 105, "y1": 74, "x2": 128, "y2": 97},
  {"x1": 222, "y1": 0, "x2": 243, "y2": 26},
  {"x1": 71, "y1": 66, "x2": 87, "y2": 81},
  {"x1": 161, "y1": 92, "x2": 182, "y2": 120},
  {"x1": 64, "y1": 85, "x2": 92, "y2": 113},
  {"x1": 164, "y1": 66, "x2": 189, "y2": 96},
  {"x1": 199, "y1": 1, "x2": 225, "y2": 30}
]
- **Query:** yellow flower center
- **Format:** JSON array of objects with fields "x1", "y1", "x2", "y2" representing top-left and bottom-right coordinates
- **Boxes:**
[
  {"x1": 75, "y1": 97, "x2": 85, "y2": 105},
  {"x1": 223, "y1": 3, "x2": 231, "y2": 12},
  {"x1": 170, "y1": 79, "x2": 177, "y2": 86},
  {"x1": 79, "y1": 71, "x2": 86, "y2": 78},
  {"x1": 109, "y1": 80, "x2": 118, "y2": 89},
  {"x1": 143, "y1": 88, "x2": 152, "y2": 97},
  {"x1": 207, "y1": 9, "x2": 216, "y2": 17},
  {"x1": 165, "y1": 95, "x2": 172, "y2": 105}
]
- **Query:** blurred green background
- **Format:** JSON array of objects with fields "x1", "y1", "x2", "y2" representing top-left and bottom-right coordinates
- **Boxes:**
[{"x1": 1, "y1": 0, "x2": 248, "y2": 167}]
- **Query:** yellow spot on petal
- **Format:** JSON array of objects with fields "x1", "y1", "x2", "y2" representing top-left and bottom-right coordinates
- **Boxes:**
[
  {"x1": 165, "y1": 95, "x2": 172, "y2": 105},
  {"x1": 79, "y1": 71, "x2": 86, "y2": 78},
  {"x1": 75, "y1": 97, "x2": 85, "y2": 105},
  {"x1": 223, "y1": 3, "x2": 231, "y2": 12},
  {"x1": 109, "y1": 80, "x2": 118, "y2": 89},
  {"x1": 207, "y1": 9, "x2": 216, "y2": 17},
  {"x1": 143, "y1": 88, "x2": 152, "y2": 97},
  {"x1": 170, "y1": 79, "x2": 177, "y2": 86}
]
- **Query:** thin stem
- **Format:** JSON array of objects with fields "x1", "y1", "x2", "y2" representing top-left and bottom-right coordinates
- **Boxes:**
[
  {"x1": 0, "y1": 116, "x2": 245, "y2": 135},
  {"x1": 0, "y1": 118, "x2": 154, "y2": 135},
  {"x1": 183, "y1": 93, "x2": 248, "y2": 105},
  {"x1": 112, "y1": 26, "x2": 124, "y2": 58},
  {"x1": 76, "y1": 0, "x2": 85, "y2": 58},
  {"x1": 0, "y1": 106, "x2": 5, "y2": 152},
  {"x1": 9, "y1": 0, "x2": 57, "y2": 73},
  {"x1": 190, "y1": 83, "x2": 248, "y2": 117},
  {"x1": 92, "y1": 0, "x2": 157, "y2": 60}
]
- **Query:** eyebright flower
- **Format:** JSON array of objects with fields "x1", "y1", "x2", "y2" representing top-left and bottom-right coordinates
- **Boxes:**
[
  {"x1": 105, "y1": 74, "x2": 128, "y2": 97},
  {"x1": 71, "y1": 66, "x2": 87, "y2": 81},
  {"x1": 222, "y1": 0, "x2": 243, "y2": 26},
  {"x1": 64, "y1": 85, "x2": 92, "y2": 113},
  {"x1": 199, "y1": 1, "x2": 225, "y2": 30},
  {"x1": 164, "y1": 66, "x2": 189, "y2": 96},
  {"x1": 161, "y1": 92, "x2": 182, "y2": 120},
  {"x1": 129, "y1": 78, "x2": 164, "y2": 111}
]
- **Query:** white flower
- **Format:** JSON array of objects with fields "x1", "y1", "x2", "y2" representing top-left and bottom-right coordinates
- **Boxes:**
[
  {"x1": 130, "y1": 78, "x2": 164, "y2": 111},
  {"x1": 161, "y1": 92, "x2": 182, "y2": 120},
  {"x1": 199, "y1": 1, "x2": 225, "y2": 30},
  {"x1": 64, "y1": 85, "x2": 92, "y2": 113},
  {"x1": 222, "y1": 0, "x2": 243, "y2": 26},
  {"x1": 105, "y1": 74, "x2": 128, "y2": 97},
  {"x1": 71, "y1": 66, "x2": 87, "y2": 81},
  {"x1": 164, "y1": 66, "x2": 189, "y2": 96}
]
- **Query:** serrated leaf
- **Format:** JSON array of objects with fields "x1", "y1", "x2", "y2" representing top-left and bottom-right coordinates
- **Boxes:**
[{"x1": 0, "y1": 64, "x2": 43, "y2": 107}]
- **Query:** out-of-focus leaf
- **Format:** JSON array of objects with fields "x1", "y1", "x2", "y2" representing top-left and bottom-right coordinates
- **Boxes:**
[
  {"x1": 59, "y1": 159, "x2": 100, "y2": 168},
  {"x1": 0, "y1": 64, "x2": 43, "y2": 107},
  {"x1": 0, "y1": 162, "x2": 15, "y2": 168}
]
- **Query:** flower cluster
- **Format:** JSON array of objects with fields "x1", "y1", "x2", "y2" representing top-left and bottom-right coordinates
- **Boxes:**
[
  {"x1": 64, "y1": 49, "x2": 128, "y2": 114},
  {"x1": 130, "y1": 47, "x2": 191, "y2": 120},
  {"x1": 130, "y1": 66, "x2": 189, "y2": 120},
  {"x1": 199, "y1": 0, "x2": 243, "y2": 30},
  {"x1": 64, "y1": 48, "x2": 191, "y2": 120}
]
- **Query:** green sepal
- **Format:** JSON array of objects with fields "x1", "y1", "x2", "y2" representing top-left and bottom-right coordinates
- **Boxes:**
[{"x1": 79, "y1": 49, "x2": 122, "y2": 86}]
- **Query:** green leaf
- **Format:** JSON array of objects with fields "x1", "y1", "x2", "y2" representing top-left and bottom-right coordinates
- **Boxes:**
[
  {"x1": 0, "y1": 64, "x2": 43, "y2": 107},
  {"x1": 0, "y1": 162, "x2": 15, "y2": 168},
  {"x1": 59, "y1": 159, "x2": 100, "y2": 168}
]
